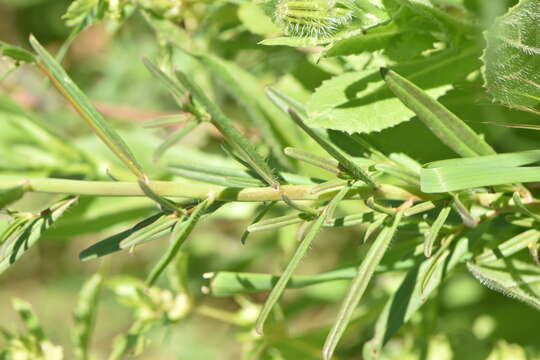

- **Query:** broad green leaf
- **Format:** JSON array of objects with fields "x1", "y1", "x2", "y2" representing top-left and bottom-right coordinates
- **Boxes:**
[
  {"x1": 392, "y1": 0, "x2": 478, "y2": 34},
  {"x1": 29, "y1": 36, "x2": 145, "y2": 179},
  {"x1": 323, "y1": 211, "x2": 403, "y2": 360},
  {"x1": 382, "y1": 68, "x2": 495, "y2": 157},
  {"x1": 307, "y1": 48, "x2": 480, "y2": 134},
  {"x1": 468, "y1": 259, "x2": 540, "y2": 311},
  {"x1": 483, "y1": 0, "x2": 540, "y2": 113},
  {"x1": 0, "y1": 198, "x2": 77, "y2": 275},
  {"x1": 255, "y1": 186, "x2": 350, "y2": 334},
  {"x1": 74, "y1": 274, "x2": 103, "y2": 360}
]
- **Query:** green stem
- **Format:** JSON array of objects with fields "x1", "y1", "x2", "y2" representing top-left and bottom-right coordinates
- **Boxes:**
[{"x1": 0, "y1": 176, "x2": 418, "y2": 202}]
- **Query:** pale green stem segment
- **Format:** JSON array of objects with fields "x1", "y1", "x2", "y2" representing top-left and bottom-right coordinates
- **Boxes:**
[
  {"x1": 145, "y1": 198, "x2": 213, "y2": 286},
  {"x1": 424, "y1": 205, "x2": 451, "y2": 257},
  {"x1": 322, "y1": 210, "x2": 403, "y2": 360},
  {"x1": 381, "y1": 68, "x2": 496, "y2": 158},
  {"x1": 143, "y1": 59, "x2": 279, "y2": 187},
  {"x1": 0, "y1": 176, "x2": 418, "y2": 202},
  {"x1": 255, "y1": 186, "x2": 350, "y2": 334},
  {"x1": 29, "y1": 36, "x2": 146, "y2": 179}
]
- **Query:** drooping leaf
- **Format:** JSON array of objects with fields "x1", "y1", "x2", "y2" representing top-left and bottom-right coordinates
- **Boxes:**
[
  {"x1": 381, "y1": 67, "x2": 495, "y2": 157},
  {"x1": 255, "y1": 186, "x2": 350, "y2": 334},
  {"x1": 323, "y1": 211, "x2": 403, "y2": 360},
  {"x1": 483, "y1": 0, "x2": 540, "y2": 114},
  {"x1": 29, "y1": 36, "x2": 146, "y2": 179},
  {"x1": 146, "y1": 199, "x2": 212, "y2": 286},
  {"x1": 468, "y1": 259, "x2": 540, "y2": 311},
  {"x1": 307, "y1": 48, "x2": 480, "y2": 134},
  {"x1": 79, "y1": 213, "x2": 176, "y2": 261}
]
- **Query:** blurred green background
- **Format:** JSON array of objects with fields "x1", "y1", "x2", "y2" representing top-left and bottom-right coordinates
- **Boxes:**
[{"x1": 1, "y1": 0, "x2": 540, "y2": 359}]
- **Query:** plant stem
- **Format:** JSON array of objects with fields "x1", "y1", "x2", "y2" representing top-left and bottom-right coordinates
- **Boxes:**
[{"x1": 0, "y1": 176, "x2": 419, "y2": 202}]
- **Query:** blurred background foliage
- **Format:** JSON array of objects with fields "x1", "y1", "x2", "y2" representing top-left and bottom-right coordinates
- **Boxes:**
[{"x1": 0, "y1": 0, "x2": 539, "y2": 359}]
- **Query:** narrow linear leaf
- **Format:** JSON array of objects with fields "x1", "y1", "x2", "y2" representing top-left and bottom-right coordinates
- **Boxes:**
[
  {"x1": 241, "y1": 202, "x2": 276, "y2": 245},
  {"x1": 288, "y1": 109, "x2": 375, "y2": 185},
  {"x1": 364, "y1": 224, "x2": 488, "y2": 358},
  {"x1": 29, "y1": 36, "x2": 145, "y2": 179},
  {"x1": 74, "y1": 273, "x2": 103, "y2": 360},
  {"x1": 79, "y1": 213, "x2": 175, "y2": 261},
  {"x1": 284, "y1": 147, "x2": 340, "y2": 174},
  {"x1": 146, "y1": 199, "x2": 212, "y2": 286},
  {"x1": 323, "y1": 211, "x2": 403, "y2": 360},
  {"x1": 381, "y1": 68, "x2": 495, "y2": 157},
  {"x1": 424, "y1": 205, "x2": 451, "y2": 257},
  {"x1": 154, "y1": 121, "x2": 199, "y2": 161},
  {"x1": 194, "y1": 54, "x2": 293, "y2": 165},
  {"x1": 468, "y1": 259, "x2": 540, "y2": 311},
  {"x1": 255, "y1": 186, "x2": 350, "y2": 334},
  {"x1": 421, "y1": 165, "x2": 540, "y2": 193},
  {"x1": 476, "y1": 229, "x2": 540, "y2": 264},
  {"x1": 143, "y1": 59, "x2": 279, "y2": 187}
]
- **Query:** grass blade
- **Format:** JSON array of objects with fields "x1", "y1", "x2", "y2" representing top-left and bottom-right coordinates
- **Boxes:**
[
  {"x1": 74, "y1": 273, "x2": 103, "y2": 360},
  {"x1": 255, "y1": 186, "x2": 350, "y2": 334},
  {"x1": 424, "y1": 205, "x2": 451, "y2": 257},
  {"x1": 29, "y1": 35, "x2": 145, "y2": 179},
  {"x1": 145, "y1": 199, "x2": 212, "y2": 286},
  {"x1": 323, "y1": 211, "x2": 403, "y2": 360},
  {"x1": 381, "y1": 68, "x2": 495, "y2": 158},
  {"x1": 421, "y1": 165, "x2": 540, "y2": 193}
]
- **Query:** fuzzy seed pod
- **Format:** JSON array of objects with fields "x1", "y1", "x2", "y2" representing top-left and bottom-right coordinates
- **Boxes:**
[{"x1": 269, "y1": 0, "x2": 353, "y2": 39}]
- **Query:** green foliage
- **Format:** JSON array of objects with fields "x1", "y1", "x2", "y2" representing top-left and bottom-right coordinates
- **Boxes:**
[
  {"x1": 483, "y1": 0, "x2": 540, "y2": 114},
  {"x1": 1, "y1": 0, "x2": 540, "y2": 358}
]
